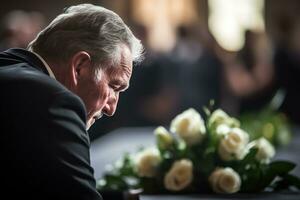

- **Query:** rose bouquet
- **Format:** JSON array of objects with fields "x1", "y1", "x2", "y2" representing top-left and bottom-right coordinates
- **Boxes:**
[{"x1": 97, "y1": 107, "x2": 300, "y2": 194}]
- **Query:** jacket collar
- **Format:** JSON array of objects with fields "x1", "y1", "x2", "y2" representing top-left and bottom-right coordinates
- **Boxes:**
[{"x1": 4, "y1": 48, "x2": 50, "y2": 76}]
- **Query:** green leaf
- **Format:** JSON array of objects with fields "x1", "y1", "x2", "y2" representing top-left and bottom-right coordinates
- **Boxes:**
[
  {"x1": 110, "y1": 154, "x2": 137, "y2": 177},
  {"x1": 282, "y1": 174, "x2": 300, "y2": 189},
  {"x1": 241, "y1": 148, "x2": 258, "y2": 165},
  {"x1": 199, "y1": 150, "x2": 215, "y2": 175},
  {"x1": 256, "y1": 161, "x2": 296, "y2": 191},
  {"x1": 271, "y1": 174, "x2": 300, "y2": 191},
  {"x1": 269, "y1": 161, "x2": 296, "y2": 175},
  {"x1": 240, "y1": 165, "x2": 262, "y2": 192},
  {"x1": 239, "y1": 153, "x2": 292, "y2": 192},
  {"x1": 140, "y1": 177, "x2": 161, "y2": 193},
  {"x1": 203, "y1": 106, "x2": 211, "y2": 117},
  {"x1": 209, "y1": 99, "x2": 215, "y2": 108},
  {"x1": 99, "y1": 174, "x2": 129, "y2": 191}
]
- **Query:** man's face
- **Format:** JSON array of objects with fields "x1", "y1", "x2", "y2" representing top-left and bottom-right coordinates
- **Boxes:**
[{"x1": 76, "y1": 45, "x2": 133, "y2": 129}]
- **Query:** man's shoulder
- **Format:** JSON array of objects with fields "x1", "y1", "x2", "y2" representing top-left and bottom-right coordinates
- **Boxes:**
[
  {"x1": 4, "y1": 66, "x2": 62, "y2": 97},
  {"x1": 0, "y1": 48, "x2": 64, "y2": 94},
  {"x1": 0, "y1": 59, "x2": 86, "y2": 119}
]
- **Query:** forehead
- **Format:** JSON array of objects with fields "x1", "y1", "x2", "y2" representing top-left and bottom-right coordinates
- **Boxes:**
[{"x1": 105, "y1": 45, "x2": 133, "y2": 79}]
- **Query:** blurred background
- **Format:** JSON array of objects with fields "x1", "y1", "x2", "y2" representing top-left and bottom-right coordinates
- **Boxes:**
[{"x1": 1, "y1": 0, "x2": 300, "y2": 140}]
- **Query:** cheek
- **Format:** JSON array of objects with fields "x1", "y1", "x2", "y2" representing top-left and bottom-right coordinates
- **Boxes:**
[
  {"x1": 92, "y1": 83, "x2": 111, "y2": 111},
  {"x1": 83, "y1": 84, "x2": 108, "y2": 117},
  {"x1": 95, "y1": 86, "x2": 109, "y2": 109}
]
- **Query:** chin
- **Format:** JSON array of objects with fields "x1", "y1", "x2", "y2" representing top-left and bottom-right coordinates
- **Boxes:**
[
  {"x1": 86, "y1": 119, "x2": 95, "y2": 130},
  {"x1": 86, "y1": 125, "x2": 91, "y2": 131}
]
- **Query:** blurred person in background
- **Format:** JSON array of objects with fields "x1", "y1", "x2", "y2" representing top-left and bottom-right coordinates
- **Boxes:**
[
  {"x1": 172, "y1": 24, "x2": 223, "y2": 115},
  {"x1": 0, "y1": 10, "x2": 45, "y2": 50},
  {"x1": 273, "y1": 20, "x2": 300, "y2": 124},
  {"x1": 171, "y1": 25, "x2": 203, "y2": 64},
  {"x1": 218, "y1": 24, "x2": 300, "y2": 125},
  {"x1": 218, "y1": 30, "x2": 276, "y2": 114},
  {"x1": 0, "y1": 4, "x2": 143, "y2": 199},
  {"x1": 174, "y1": 24, "x2": 222, "y2": 116}
]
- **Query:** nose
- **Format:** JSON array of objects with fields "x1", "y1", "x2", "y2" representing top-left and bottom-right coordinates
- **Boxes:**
[{"x1": 102, "y1": 91, "x2": 119, "y2": 116}]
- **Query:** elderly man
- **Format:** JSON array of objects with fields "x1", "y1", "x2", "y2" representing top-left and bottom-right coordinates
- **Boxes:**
[{"x1": 0, "y1": 4, "x2": 143, "y2": 200}]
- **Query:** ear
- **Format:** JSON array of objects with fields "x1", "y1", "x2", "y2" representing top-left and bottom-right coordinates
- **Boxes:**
[{"x1": 70, "y1": 51, "x2": 92, "y2": 86}]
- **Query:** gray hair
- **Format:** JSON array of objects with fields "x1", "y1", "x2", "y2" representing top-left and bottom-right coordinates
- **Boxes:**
[{"x1": 28, "y1": 4, "x2": 143, "y2": 68}]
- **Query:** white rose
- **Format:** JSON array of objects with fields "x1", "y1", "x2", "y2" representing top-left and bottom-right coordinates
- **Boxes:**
[
  {"x1": 218, "y1": 128, "x2": 249, "y2": 161},
  {"x1": 209, "y1": 167, "x2": 241, "y2": 194},
  {"x1": 164, "y1": 159, "x2": 193, "y2": 191},
  {"x1": 154, "y1": 126, "x2": 173, "y2": 150},
  {"x1": 208, "y1": 109, "x2": 240, "y2": 131},
  {"x1": 215, "y1": 124, "x2": 231, "y2": 137},
  {"x1": 135, "y1": 148, "x2": 161, "y2": 177},
  {"x1": 249, "y1": 137, "x2": 275, "y2": 163},
  {"x1": 170, "y1": 108, "x2": 206, "y2": 146}
]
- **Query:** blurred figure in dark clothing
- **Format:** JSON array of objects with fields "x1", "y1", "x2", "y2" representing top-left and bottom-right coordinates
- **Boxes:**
[
  {"x1": 172, "y1": 25, "x2": 223, "y2": 116},
  {"x1": 172, "y1": 25, "x2": 203, "y2": 64},
  {"x1": 0, "y1": 10, "x2": 45, "y2": 50},
  {"x1": 273, "y1": 21, "x2": 300, "y2": 124},
  {"x1": 219, "y1": 30, "x2": 276, "y2": 114}
]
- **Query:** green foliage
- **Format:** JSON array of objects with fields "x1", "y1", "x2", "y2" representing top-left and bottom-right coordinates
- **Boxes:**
[
  {"x1": 97, "y1": 153, "x2": 140, "y2": 191},
  {"x1": 240, "y1": 109, "x2": 291, "y2": 147}
]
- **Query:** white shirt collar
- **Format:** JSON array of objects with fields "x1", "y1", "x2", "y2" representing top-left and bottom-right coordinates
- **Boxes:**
[{"x1": 31, "y1": 51, "x2": 56, "y2": 79}]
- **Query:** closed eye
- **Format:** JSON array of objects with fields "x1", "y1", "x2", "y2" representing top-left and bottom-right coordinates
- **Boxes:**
[
  {"x1": 110, "y1": 84, "x2": 128, "y2": 93},
  {"x1": 109, "y1": 79, "x2": 129, "y2": 92}
]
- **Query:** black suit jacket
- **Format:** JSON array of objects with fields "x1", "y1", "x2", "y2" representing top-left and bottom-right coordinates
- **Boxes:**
[{"x1": 0, "y1": 48, "x2": 102, "y2": 199}]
